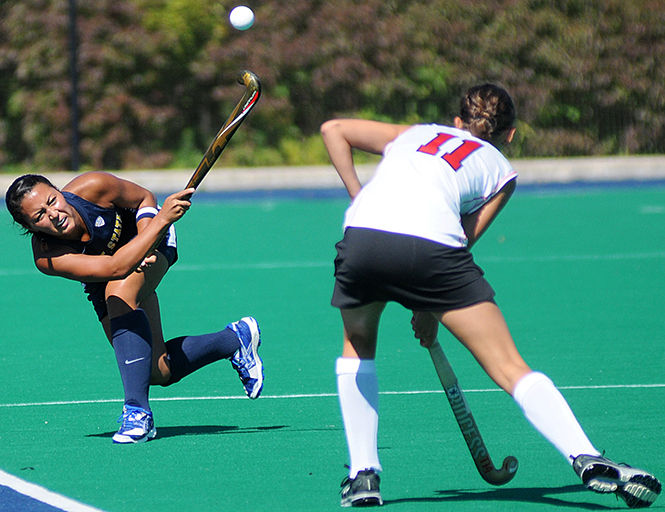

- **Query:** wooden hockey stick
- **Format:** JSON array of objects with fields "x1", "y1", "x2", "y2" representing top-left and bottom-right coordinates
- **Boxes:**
[
  {"x1": 185, "y1": 69, "x2": 261, "y2": 191},
  {"x1": 428, "y1": 338, "x2": 518, "y2": 485}
]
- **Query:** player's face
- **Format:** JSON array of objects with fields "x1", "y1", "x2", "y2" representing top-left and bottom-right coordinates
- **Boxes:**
[{"x1": 20, "y1": 183, "x2": 80, "y2": 238}]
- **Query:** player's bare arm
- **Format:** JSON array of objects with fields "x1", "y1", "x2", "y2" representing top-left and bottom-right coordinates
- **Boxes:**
[
  {"x1": 32, "y1": 188, "x2": 193, "y2": 282},
  {"x1": 461, "y1": 178, "x2": 516, "y2": 248},
  {"x1": 64, "y1": 172, "x2": 157, "y2": 213},
  {"x1": 321, "y1": 119, "x2": 411, "y2": 199}
]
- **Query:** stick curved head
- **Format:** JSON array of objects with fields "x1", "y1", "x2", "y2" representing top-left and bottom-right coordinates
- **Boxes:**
[{"x1": 483, "y1": 455, "x2": 518, "y2": 486}]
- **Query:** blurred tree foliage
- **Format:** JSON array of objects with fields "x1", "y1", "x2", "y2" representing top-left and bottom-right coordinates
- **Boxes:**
[{"x1": 1, "y1": 0, "x2": 663, "y2": 170}]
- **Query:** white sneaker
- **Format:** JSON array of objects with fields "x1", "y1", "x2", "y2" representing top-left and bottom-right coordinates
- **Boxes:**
[
  {"x1": 573, "y1": 454, "x2": 661, "y2": 508},
  {"x1": 112, "y1": 405, "x2": 157, "y2": 444}
]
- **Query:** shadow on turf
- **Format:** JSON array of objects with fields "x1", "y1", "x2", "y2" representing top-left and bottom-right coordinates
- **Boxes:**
[
  {"x1": 87, "y1": 424, "x2": 287, "y2": 439},
  {"x1": 385, "y1": 484, "x2": 617, "y2": 509}
]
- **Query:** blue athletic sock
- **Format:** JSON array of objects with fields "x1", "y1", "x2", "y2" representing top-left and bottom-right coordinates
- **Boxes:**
[
  {"x1": 110, "y1": 309, "x2": 153, "y2": 411},
  {"x1": 164, "y1": 328, "x2": 241, "y2": 385}
]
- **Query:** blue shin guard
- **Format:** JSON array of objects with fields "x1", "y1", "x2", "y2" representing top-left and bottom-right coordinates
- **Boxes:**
[
  {"x1": 164, "y1": 328, "x2": 241, "y2": 385},
  {"x1": 110, "y1": 309, "x2": 153, "y2": 411}
]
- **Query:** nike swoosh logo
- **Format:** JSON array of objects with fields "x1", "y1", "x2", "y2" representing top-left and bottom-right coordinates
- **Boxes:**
[{"x1": 124, "y1": 357, "x2": 146, "y2": 365}]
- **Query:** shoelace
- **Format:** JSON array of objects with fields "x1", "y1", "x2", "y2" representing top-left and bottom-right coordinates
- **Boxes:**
[
  {"x1": 117, "y1": 410, "x2": 146, "y2": 428},
  {"x1": 597, "y1": 451, "x2": 632, "y2": 469},
  {"x1": 340, "y1": 464, "x2": 356, "y2": 491}
]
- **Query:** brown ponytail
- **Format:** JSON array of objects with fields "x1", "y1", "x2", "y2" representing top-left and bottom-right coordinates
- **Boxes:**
[{"x1": 459, "y1": 84, "x2": 515, "y2": 143}]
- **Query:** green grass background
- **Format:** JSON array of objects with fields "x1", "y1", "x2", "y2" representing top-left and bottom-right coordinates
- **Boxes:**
[{"x1": 1, "y1": 184, "x2": 664, "y2": 511}]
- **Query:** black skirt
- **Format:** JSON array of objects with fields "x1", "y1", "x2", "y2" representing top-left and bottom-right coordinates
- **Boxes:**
[{"x1": 332, "y1": 227, "x2": 495, "y2": 311}]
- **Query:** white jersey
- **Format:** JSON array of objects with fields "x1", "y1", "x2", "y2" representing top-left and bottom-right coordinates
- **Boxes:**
[{"x1": 343, "y1": 124, "x2": 517, "y2": 248}]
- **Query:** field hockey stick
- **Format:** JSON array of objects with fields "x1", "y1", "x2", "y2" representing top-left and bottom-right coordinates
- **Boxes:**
[
  {"x1": 141, "y1": 71, "x2": 260, "y2": 257},
  {"x1": 185, "y1": 69, "x2": 261, "y2": 191},
  {"x1": 428, "y1": 338, "x2": 518, "y2": 485}
]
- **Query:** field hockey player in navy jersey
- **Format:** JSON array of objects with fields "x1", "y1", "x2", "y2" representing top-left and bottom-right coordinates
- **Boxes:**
[{"x1": 6, "y1": 171, "x2": 264, "y2": 443}]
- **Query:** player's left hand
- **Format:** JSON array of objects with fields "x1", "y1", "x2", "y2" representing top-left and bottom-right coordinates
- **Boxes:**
[{"x1": 411, "y1": 311, "x2": 438, "y2": 347}]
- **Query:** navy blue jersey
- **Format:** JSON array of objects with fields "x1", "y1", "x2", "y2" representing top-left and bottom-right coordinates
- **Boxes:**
[
  {"x1": 34, "y1": 191, "x2": 178, "y2": 320},
  {"x1": 63, "y1": 191, "x2": 137, "y2": 256}
]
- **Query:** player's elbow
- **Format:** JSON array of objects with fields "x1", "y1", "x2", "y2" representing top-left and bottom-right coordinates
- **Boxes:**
[
  {"x1": 111, "y1": 265, "x2": 135, "y2": 280},
  {"x1": 103, "y1": 258, "x2": 136, "y2": 280},
  {"x1": 34, "y1": 258, "x2": 58, "y2": 277},
  {"x1": 320, "y1": 119, "x2": 342, "y2": 139}
]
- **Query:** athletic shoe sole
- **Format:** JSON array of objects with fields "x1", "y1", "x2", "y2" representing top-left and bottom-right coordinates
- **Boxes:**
[
  {"x1": 112, "y1": 426, "x2": 157, "y2": 444},
  {"x1": 231, "y1": 316, "x2": 263, "y2": 399},
  {"x1": 243, "y1": 317, "x2": 263, "y2": 399},
  {"x1": 576, "y1": 455, "x2": 661, "y2": 508},
  {"x1": 341, "y1": 491, "x2": 383, "y2": 508}
]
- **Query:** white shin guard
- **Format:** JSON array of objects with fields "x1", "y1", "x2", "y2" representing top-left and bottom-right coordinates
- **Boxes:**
[
  {"x1": 513, "y1": 371, "x2": 600, "y2": 463},
  {"x1": 336, "y1": 357, "x2": 382, "y2": 478}
]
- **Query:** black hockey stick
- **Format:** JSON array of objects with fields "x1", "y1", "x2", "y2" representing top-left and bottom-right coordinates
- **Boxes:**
[
  {"x1": 185, "y1": 69, "x2": 261, "y2": 191},
  {"x1": 428, "y1": 338, "x2": 518, "y2": 485}
]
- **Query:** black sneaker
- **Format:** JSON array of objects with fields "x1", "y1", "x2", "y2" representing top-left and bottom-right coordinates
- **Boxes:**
[
  {"x1": 573, "y1": 454, "x2": 661, "y2": 508},
  {"x1": 340, "y1": 469, "x2": 383, "y2": 507}
]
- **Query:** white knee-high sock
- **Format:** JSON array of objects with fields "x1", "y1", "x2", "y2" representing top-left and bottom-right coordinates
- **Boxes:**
[
  {"x1": 513, "y1": 371, "x2": 601, "y2": 463},
  {"x1": 336, "y1": 357, "x2": 382, "y2": 478}
]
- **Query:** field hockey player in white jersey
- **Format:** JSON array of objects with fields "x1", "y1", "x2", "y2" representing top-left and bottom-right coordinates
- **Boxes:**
[{"x1": 321, "y1": 84, "x2": 660, "y2": 508}]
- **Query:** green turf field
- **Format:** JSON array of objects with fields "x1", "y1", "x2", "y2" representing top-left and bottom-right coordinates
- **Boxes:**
[{"x1": 1, "y1": 184, "x2": 664, "y2": 511}]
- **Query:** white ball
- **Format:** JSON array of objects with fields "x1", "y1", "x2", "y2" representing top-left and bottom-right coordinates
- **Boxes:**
[{"x1": 229, "y1": 5, "x2": 254, "y2": 31}]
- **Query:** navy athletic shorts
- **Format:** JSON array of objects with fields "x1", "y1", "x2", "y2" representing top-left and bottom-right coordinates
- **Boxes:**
[
  {"x1": 331, "y1": 227, "x2": 495, "y2": 312},
  {"x1": 84, "y1": 239, "x2": 178, "y2": 321}
]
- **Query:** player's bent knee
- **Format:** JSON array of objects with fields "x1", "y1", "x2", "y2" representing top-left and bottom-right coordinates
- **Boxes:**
[
  {"x1": 151, "y1": 369, "x2": 171, "y2": 386},
  {"x1": 151, "y1": 355, "x2": 172, "y2": 386}
]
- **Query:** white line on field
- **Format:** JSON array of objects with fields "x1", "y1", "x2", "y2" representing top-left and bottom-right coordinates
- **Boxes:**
[{"x1": 1, "y1": 383, "x2": 663, "y2": 408}]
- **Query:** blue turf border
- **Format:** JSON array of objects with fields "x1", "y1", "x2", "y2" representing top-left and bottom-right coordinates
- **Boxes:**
[{"x1": 0, "y1": 485, "x2": 67, "y2": 511}]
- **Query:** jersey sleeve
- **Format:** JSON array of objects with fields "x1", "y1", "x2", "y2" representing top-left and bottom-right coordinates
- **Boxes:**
[{"x1": 458, "y1": 143, "x2": 517, "y2": 215}]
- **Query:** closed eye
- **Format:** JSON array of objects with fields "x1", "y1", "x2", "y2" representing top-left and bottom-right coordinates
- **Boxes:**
[{"x1": 32, "y1": 195, "x2": 56, "y2": 223}]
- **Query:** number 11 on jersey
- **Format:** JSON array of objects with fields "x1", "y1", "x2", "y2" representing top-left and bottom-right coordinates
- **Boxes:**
[{"x1": 417, "y1": 133, "x2": 482, "y2": 171}]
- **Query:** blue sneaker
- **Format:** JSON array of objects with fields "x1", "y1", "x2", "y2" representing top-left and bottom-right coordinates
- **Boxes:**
[
  {"x1": 227, "y1": 317, "x2": 263, "y2": 399},
  {"x1": 112, "y1": 405, "x2": 156, "y2": 444}
]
